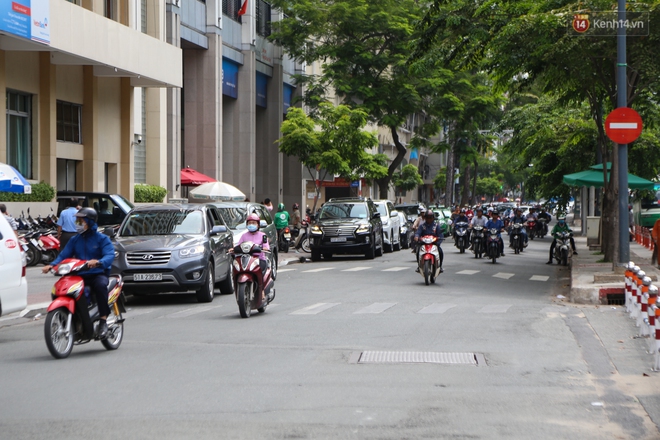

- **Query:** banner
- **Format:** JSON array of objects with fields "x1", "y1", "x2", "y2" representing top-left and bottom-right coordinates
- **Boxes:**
[
  {"x1": 0, "y1": 0, "x2": 50, "y2": 45},
  {"x1": 256, "y1": 72, "x2": 268, "y2": 108},
  {"x1": 283, "y1": 83, "x2": 295, "y2": 115},
  {"x1": 222, "y1": 58, "x2": 239, "y2": 98}
]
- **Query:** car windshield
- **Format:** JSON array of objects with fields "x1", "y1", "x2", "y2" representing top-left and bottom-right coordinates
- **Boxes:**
[
  {"x1": 112, "y1": 194, "x2": 134, "y2": 212},
  {"x1": 319, "y1": 203, "x2": 367, "y2": 220},
  {"x1": 120, "y1": 210, "x2": 204, "y2": 236},
  {"x1": 375, "y1": 203, "x2": 388, "y2": 217},
  {"x1": 216, "y1": 207, "x2": 248, "y2": 230},
  {"x1": 396, "y1": 206, "x2": 419, "y2": 216}
]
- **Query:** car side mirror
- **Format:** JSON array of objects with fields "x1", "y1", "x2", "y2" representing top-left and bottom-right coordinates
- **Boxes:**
[
  {"x1": 390, "y1": 211, "x2": 398, "y2": 218},
  {"x1": 373, "y1": 212, "x2": 381, "y2": 219},
  {"x1": 259, "y1": 220, "x2": 267, "y2": 228},
  {"x1": 103, "y1": 227, "x2": 116, "y2": 238},
  {"x1": 211, "y1": 225, "x2": 227, "y2": 235}
]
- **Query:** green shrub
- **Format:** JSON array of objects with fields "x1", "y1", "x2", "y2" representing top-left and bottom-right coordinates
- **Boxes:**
[
  {"x1": 0, "y1": 181, "x2": 55, "y2": 202},
  {"x1": 134, "y1": 184, "x2": 167, "y2": 203}
]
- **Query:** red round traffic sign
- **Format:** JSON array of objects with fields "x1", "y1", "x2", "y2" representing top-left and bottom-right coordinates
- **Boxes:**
[{"x1": 605, "y1": 107, "x2": 643, "y2": 144}]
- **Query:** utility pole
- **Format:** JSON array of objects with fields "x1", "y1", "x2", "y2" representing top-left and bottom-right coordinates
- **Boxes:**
[{"x1": 617, "y1": 0, "x2": 630, "y2": 265}]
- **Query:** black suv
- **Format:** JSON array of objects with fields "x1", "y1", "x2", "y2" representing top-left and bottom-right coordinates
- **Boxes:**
[
  {"x1": 111, "y1": 203, "x2": 234, "y2": 302},
  {"x1": 57, "y1": 191, "x2": 133, "y2": 228},
  {"x1": 309, "y1": 197, "x2": 383, "y2": 261}
]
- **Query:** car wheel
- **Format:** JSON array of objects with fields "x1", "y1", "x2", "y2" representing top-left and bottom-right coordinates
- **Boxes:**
[
  {"x1": 196, "y1": 262, "x2": 215, "y2": 303},
  {"x1": 375, "y1": 233, "x2": 384, "y2": 257},
  {"x1": 218, "y1": 262, "x2": 235, "y2": 295},
  {"x1": 311, "y1": 249, "x2": 321, "y2": 262},
  {"x1": 384, "y1": 230, "x2": 393, "y2": 253},
  {"x1": 270, "y1": 251, "x2": 278, "y2": 281},
  {"x1": 393, "y1": 229, "x2": 401, "y2": 251},
  {"x1": 365, "y1": 238, "x2": 376, "y2": 260}
]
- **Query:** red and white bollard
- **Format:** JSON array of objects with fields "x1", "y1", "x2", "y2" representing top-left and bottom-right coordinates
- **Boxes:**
[
  {"x1": 654, "y1": 300, "x2": 660, "y2": 371},
  {"x1": 625, "y1": 261, "x2": 635, "y2": 313},
  {"x1": 639, "y1": 277, "x2": 652, "y2": 335},
  {"x1": 646, "y1": 285, "x2": 658, "y2": 354},
  {"x1": 632, "y1": 269, "x2": 645, "y2": 322}
]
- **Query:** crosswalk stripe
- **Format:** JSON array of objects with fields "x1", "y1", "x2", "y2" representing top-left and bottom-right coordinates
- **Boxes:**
[
  {"x1": 530, "y1": 275, "x2": 549, "y2": 282},
  {"x1": 492, "y1": 272, "x2": 515, "y2": 280},
  {"x1": 382, "y1": 267, "x2": 409, "y2": 272},
  {"x1": 354, "y1": 303, "x2": 397, "y2": 314},
  {"x1": 342, "y1": 267, "x2": 372, "y2": 272},
  {"x1": 417, "y1": 303, "x2": 457, "y2": 314},
  {"x1": 456, "y1": 270, "x2": 480, "y2": 275},
  {"x1": 478, "y1": 304, "x2": 512, "y2": 313},
  {"x1": 277, "y1": 268, "x2": 296, "y2": 273},
  {"x1": 162, "y1": 305, "x2": 221, "y2": 318},
  {"x1": 290, "y1": 303, "x2": 340, "y2": 315},
  {"x1": 302, "y1": 267, "x2": 335, "y2": 273}
]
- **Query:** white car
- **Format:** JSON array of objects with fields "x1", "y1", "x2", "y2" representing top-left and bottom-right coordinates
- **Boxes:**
[
  {"x1": 0, "y1": 214, "x2": 28, "y2": 316},
  {"x1": 373, "y1": 200, "x2": 401, "y2": 253}
]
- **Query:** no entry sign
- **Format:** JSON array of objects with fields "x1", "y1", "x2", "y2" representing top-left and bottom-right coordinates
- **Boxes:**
[{"x1": 605, "y1": 107, "x2": 643, "y2": 144}]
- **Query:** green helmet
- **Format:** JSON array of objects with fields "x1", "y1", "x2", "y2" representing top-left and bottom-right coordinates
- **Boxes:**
[{"x1": 278, "y1": 203, "x2": 285, "y2": 212}]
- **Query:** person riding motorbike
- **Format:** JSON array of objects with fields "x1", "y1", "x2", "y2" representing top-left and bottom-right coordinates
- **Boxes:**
[
  {"x1": 453, "y1": 208, "x2": 471, "y2": 246},
  {"x1": 509, "y1": 208, "x2": 528, "y2": 248},
  {"x1": 274, "y1": 202, "x2": 290, "y2": 244},
  {"x1": 546, "y1": 216, "x2": 578, "y2": 264},
  {"x1": 41, "y1": 207, "x2": 115, "y2": 339},
  {"x1": 414, "y1": 210, "x2": 445, "y2": 273},
  {"x1": 469, "y1": 207, "x2": 488, "y2": 251},
  {"x1": 231, "y1": 213, "x2": 272, "y2": 301},
  {"x1": 485, "y1": 210, "x2": 506, "y2": 257},
  {"x1": 537, "y1": 207, "x2": 552, "y2": 235},
  {"x1": 411, "y1": 207, "x2": 425, "y2": 253}
]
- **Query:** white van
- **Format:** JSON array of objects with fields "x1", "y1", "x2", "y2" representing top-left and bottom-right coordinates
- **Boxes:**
[{"x1": 0, "y1": 214, "x2": 28, "y2": 316}]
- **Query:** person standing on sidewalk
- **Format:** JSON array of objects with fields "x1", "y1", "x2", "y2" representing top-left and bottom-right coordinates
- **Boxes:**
[
  {"x1": 651, "y1": 218, "x2": 660, "y2": 267},
  {"x1": 0, "y1": 204, "x2": 19, "y2": 238},
  {"x1": 57, "y1": 198, "x2": 79, "y2": 250}
]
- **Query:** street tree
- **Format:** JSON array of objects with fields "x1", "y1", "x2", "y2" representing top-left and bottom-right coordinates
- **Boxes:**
[
  {"x1": 393, "y1": 164, "x2": 424, "y2": 195},
  {"x1": 277, "y1": 104, "x2": 388, "y2": 212}
]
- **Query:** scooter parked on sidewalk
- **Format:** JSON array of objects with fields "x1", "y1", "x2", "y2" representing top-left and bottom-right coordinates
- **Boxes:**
[
  {"x1": 292, "y1": 219, "x2": 311, "y2": 253},
  {"x1": 232, "y1": 241, "x2": 275, "y2": 318},
  {"x1": 417, "y1": 235, "x2": 443, "y2": 286},
  {"x1": 44, "y1": 259, "x2": 125, "y2": 359}
]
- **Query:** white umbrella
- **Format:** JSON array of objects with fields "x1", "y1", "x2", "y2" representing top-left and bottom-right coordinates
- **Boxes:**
[
  {"x1": 0, "y1": 163, "x2": 31, "y2": 194},
  {"x1": 188, "y1": 181, "x2": 246, "y2": 203}
]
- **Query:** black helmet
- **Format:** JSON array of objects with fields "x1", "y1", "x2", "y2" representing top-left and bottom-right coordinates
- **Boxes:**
[
  {"x1": 424, "y1": 209, "x2": 435, "y2": 219},
  {"x1": 293, "y1": 203, "x2": 300, "y2": 210},
  {"x1": 75, "y1": 207, "x2": 98, "y2": 222}
]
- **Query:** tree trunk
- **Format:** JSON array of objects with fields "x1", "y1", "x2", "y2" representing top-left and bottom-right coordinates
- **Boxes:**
[
  {"x1": 445, "y1": 143, "x2": 455, "y2": 208},
  {"x1": 460, "y1": 163, "x2": 471, "y2": 207},
  {"x1": 377, "y1": 126, "x2": 407, "y2": 199},
  {"x1": 471, "y1": 159, "x2": 479, "y2": 205}
]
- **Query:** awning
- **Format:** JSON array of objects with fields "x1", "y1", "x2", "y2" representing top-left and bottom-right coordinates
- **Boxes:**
[
  {"x1": 562, "y1": 168, "x2": 654, "y2": 190},
  {"x1": 181, "y1": 168, "x2": 217, "y2": 186}
]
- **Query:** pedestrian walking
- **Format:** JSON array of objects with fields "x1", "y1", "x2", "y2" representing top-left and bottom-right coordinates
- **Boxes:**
[{"x1": 0, "y1": 204, "x2": 19, "y2": 238}]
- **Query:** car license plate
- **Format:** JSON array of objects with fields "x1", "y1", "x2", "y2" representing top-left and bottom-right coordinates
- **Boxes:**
[
  {"x1": 134, "y1": 273, "x2": 163, "y2": 281},
  {"x1": 330, "y1": 237, "x2": 347, "y2": 242}
]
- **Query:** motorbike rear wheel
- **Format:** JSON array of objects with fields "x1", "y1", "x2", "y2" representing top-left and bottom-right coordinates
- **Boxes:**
[
  {"x1": 423, "y1": 260, "x2": 431, "y2": 286},
  {"x1": 45, "y1": 307, "x2": 74, "y2": 359},
  {"x1": 25, "y1": 244, "x2": 41, "y2": 267},
  {"x1": 300, "y1": 235, "x2": 311, "y2": 253},
  {"x1": 237, "y1": 282, "x2": 252, "y2": 318},
  {"x1": 459, "y1": 239, "x2": 465, "y2": 254},
  {"x1": 514, "y1": 239, "x2": 520, "y2": 255},
  {"x1": 561, "y1": 249, "x2": 568, "y2": 266},
  {"x1": 101, "y1": 316, "x2": 124, "y2": 351}
]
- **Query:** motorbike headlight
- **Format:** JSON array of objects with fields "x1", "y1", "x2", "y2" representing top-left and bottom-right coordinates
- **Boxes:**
[
  {"x1": 355, "y1": 224, "x2": 370, "y2": 234},
  {"x1": 233, "y1": 260, "x2": 240, "y2": 271},
  {"x1": 311, "y1": 225, "x2": 323, "y2": 235},
  {"x1": 179, "y1": 245, "x2": 206, "y2": 258},
  {"x1": 56, "y1": 263, "x2": 73, "y2": 275}
]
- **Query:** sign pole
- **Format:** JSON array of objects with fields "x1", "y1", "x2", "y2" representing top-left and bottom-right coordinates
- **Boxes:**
[{"x1": 617, "y1": 0, "x2": 630, "y2": 266}]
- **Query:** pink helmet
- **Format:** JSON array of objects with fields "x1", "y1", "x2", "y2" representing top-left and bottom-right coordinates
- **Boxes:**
[{"x1": 246, "y1": 213, "x2": 260, "y2": 229}]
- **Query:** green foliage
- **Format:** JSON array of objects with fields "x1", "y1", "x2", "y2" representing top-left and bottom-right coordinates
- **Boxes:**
[
  {"x1": 476, "y1": 174, "x2": 503, "y2": 197},
  {"x1": 0, "y1": 181, "x2": 55, "y2": 202},
  {"x1": 433, "y1": 167, "x2": 447, "y2": 190},
  {"x1": 134, "y1": 184, "x2": 167, "y2": 203},
  {"x1": 393, "y1": 164, "x2": 424, "y2": 192}
]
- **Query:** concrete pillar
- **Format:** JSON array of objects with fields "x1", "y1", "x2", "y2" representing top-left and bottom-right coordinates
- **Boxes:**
[
  {"x1": 119, "y1": 78, "x2": 134, "y2": 200},
  {"x1": 255, "y1": 64, "x2": 283, "y2": 205},
  {"x1": 82, "y1": 66, "x2": 99, "y2": 191},
  {"x1": 38, "y1": 52, "x2": 57, "y2": 189},
  {"x1": 145, "y1": 87, "x2": 167, "y2": 188},
  {"x1": 166, "y1": 1, "x2": 181, "y2": 198},
  {"x1": 234, "y1": 51, "x2": 256, "y2": 200},
  {"x1": 0, "y1": 50, "x2": 5, "y2": 162}
]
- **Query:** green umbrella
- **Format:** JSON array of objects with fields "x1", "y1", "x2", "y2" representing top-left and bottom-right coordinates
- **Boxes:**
[{"x1": 562, "y1": 168, "x2": 654, "y2": 190}]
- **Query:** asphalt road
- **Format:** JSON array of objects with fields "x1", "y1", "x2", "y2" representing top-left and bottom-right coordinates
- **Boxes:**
[{"x1": 0, "y1": 235, "x2": 658, "y2": 439}]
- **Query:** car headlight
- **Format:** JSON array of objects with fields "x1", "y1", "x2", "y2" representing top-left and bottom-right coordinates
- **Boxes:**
[
  {"x1": 311, "y1": 225, "x2": 323, "y2": 235},
  {"x1": 179, "y1": 245, "x2": 206, "y2": 258},
  {"x1": 355, "y1": 224, "x2": 370, "y2": 234}
]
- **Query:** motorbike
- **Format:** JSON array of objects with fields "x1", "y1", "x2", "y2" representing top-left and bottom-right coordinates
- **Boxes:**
[
  {"x1": 536, "y1": 218, "x2": 548, "y2": 238},
  {"x1": 471, "y1": 225, "x2": 486, "y2": 259},
  {"x1": 292, "y1": 220, "x2": 312, "y2": 253},
  {"x1": 278, "y1": 226, "x2": 292, "y2": 253},
  {"x1": 453, "y1": 221, "x2": 469, "y2": 254},
  {"x1": 510, "y1": 223, "x2": 525, "y2": 254},
  {"x1": 44, "y1": 259, "x2": 125, "y2": 359},
  {"x1": 552, "y1": 231, "x2": 573, "y2": 266},
  {"x1": 486, "y1": 228, "x2": 501, "y2": 264},
  {"x1": 38, "y1": 232, "x2": 60, "y2": 264},
  {"x1": 417, "y1": 235, "x2": 443, "y2": 286},
  {"x1": 232, "y1": 241, "x2": 275, "y2": 318},
  {"x1": 526, "y1": 219, "x2": 537, "y2": 240}
]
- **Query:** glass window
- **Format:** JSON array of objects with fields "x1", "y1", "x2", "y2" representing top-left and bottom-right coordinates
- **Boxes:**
[
  {"x1": 223, "y1": 0, "x2": 243, "y2": 21},
  {"x1": 256, "y1": 0, "x2": 271, "y2": 37},
  {"x1": 319, "y1": 203, "x2": 367, "y2": 220},
  {"x1": 56, "y1": 101, "x2": 82, "y2": 143},
  {"x1": 120, "y1": 210, "x2": 205, "y2": 236},
  {"x1": 6, "y1": 90, "x2": 32, "y2": 179},
  {"x1": 375, "y1": 203, "x2": 388, "y2": 217},
  {"x1": 216, "y1": 206, "x2": 248, "y2": 229}
]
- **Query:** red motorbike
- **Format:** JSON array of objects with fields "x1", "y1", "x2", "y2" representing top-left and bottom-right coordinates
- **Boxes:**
[
  {"x1": 39, "y1": 232, "x2": 60, "y2": 264},
  {"x1": 44, "y1": 259, "x2": 125, "y2": 359},
  {"x1": 417, "y1": 235, "x2": 443, "y2": 286},
  {"x1": 526, "y1": 219, "x2": 537, "y2": 240},
  {"x1": 232, "y1": 241, "x2": 275, "y2": 318}
]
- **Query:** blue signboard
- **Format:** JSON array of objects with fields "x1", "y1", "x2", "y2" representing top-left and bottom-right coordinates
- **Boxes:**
[
  {"x1": 256, "y1": 72, "x2": 268, "y2": 108},
  {"x1": 283, "y1": 83, "x2": 295, "y2": 115},
  {"x1": 222, "y1": 58, "x2": 239, "y2": 98},
  {"x1": 0, "y1": 0, "x2": 50, "y2": 44},
  {"x1": 410, "y1": 148, "x2": 419, "y2": 160}
]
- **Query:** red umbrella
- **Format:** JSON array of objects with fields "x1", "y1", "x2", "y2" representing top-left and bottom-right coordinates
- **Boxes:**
[{"x1": 181, "y1": 167, "x2": 217, "y2": 186}]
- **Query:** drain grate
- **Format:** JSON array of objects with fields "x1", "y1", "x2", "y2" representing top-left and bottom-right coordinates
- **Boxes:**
[{"x1": 350, "y1": 351, "x2": 485, "y2": 366}]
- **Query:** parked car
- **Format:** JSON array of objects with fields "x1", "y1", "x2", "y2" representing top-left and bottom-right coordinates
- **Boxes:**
[
  {"x1": 0, "y1": 214, "x2": 27, "y2": 316},
  {"x1": 373, "y1": 200, "x2": 401, "y2": 252},
  {"x1": 111, "y1": 203, "x2": 234, "y2": 302},
  {"x1": 639, "y1": 200, "x2": 660, "y2": 228},
  {"x1": 431, "y1": 208, "x2": 452, "y2": 237},
  {"x1": 309, "y1": 197, "x2": 384, "y2": 261},
  {"x1": 57, "y1": 191, "x2": 134, "y2": 229},
  {"x1": 394, "y1": 203, "x2": 426, "y2": 223},
  {"x1": 211, "y1": 201, "x2": 279, "y2": 279},
  {"x1": 397, "y1": 211, "x2": 413, "y2": 249}
]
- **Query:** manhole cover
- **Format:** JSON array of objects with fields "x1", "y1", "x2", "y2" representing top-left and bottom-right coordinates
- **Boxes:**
[{"x1": 350, "y1": 351, "x2": 486, "y2": 366}]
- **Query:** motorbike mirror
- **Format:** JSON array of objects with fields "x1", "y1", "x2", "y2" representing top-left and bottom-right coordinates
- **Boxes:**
[
  {"x1": 259, "y1": 220, "x2": 267, "y2": 228},
  {"x1": 263, "y1": 235, "x2": 268, "y2": 244}
]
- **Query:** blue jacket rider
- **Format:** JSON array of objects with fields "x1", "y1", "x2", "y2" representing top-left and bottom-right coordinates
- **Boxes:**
[
  {"x1": 509, "y1": 208, "x2": 528, "y2": 246},
  {"x1": 414, "y1": 210, "x2": 445, "y2": 272},
  {"x1": 485, "y1": 211, "x2": 505, "y2": 256},
  {"x1": 43, "y1": 207, "x2": 115, "y2": 339}
]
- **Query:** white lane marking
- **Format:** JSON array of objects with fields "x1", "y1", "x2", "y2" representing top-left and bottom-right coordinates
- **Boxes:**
[
  {"x1": 290, "y1": 303, "x2": 340, "y2": 315},
  {"x1": 530, "y1": 275, "x2": 550, "y2": 282},
  {"x1": 492, "y1": 272, "x2": 515, "y2": 280},
  {"x1": 342, "y1": 267, "x2": 372, "y2": 272},
  {"x1": 382, "y1": 267, "x2": 409, "y2": 272},
  {"x1": 302, "y1": 267, "x2": 335, "y2": 273},
  {"x1": 125, "y1": 308, "x2": 156, "y2": 317},
  {"x1": 456, "y1": 270, "x2": 480, "y2": 275},
  {"x1": 478, "y1": 304, "x2": 512, "y2": 313},
  {"x1": 277, "y1": 268, "x2": 297, "y2": 273},
  {"x1": 417, "y1": 303, "x2": 457, "y2": 314},
  {"x1": 354, "y1": 303, "x2": 397, "y2": 314},
  {"x1": 162, "y1": 306, "x2": 221, "y2": 318}
]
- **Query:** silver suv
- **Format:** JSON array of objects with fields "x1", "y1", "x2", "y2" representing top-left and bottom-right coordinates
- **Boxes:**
[
  {"x1": 111, "y1": 203, "x2": 234, "y2": 303},
  {"x1": 373, "y1": 200, "x2": 401, "y2": 252}
]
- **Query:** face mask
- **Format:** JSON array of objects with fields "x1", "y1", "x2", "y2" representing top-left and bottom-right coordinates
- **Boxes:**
[{"x1": 247, "y1": 224, "x2": 258, "y2": 233}]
